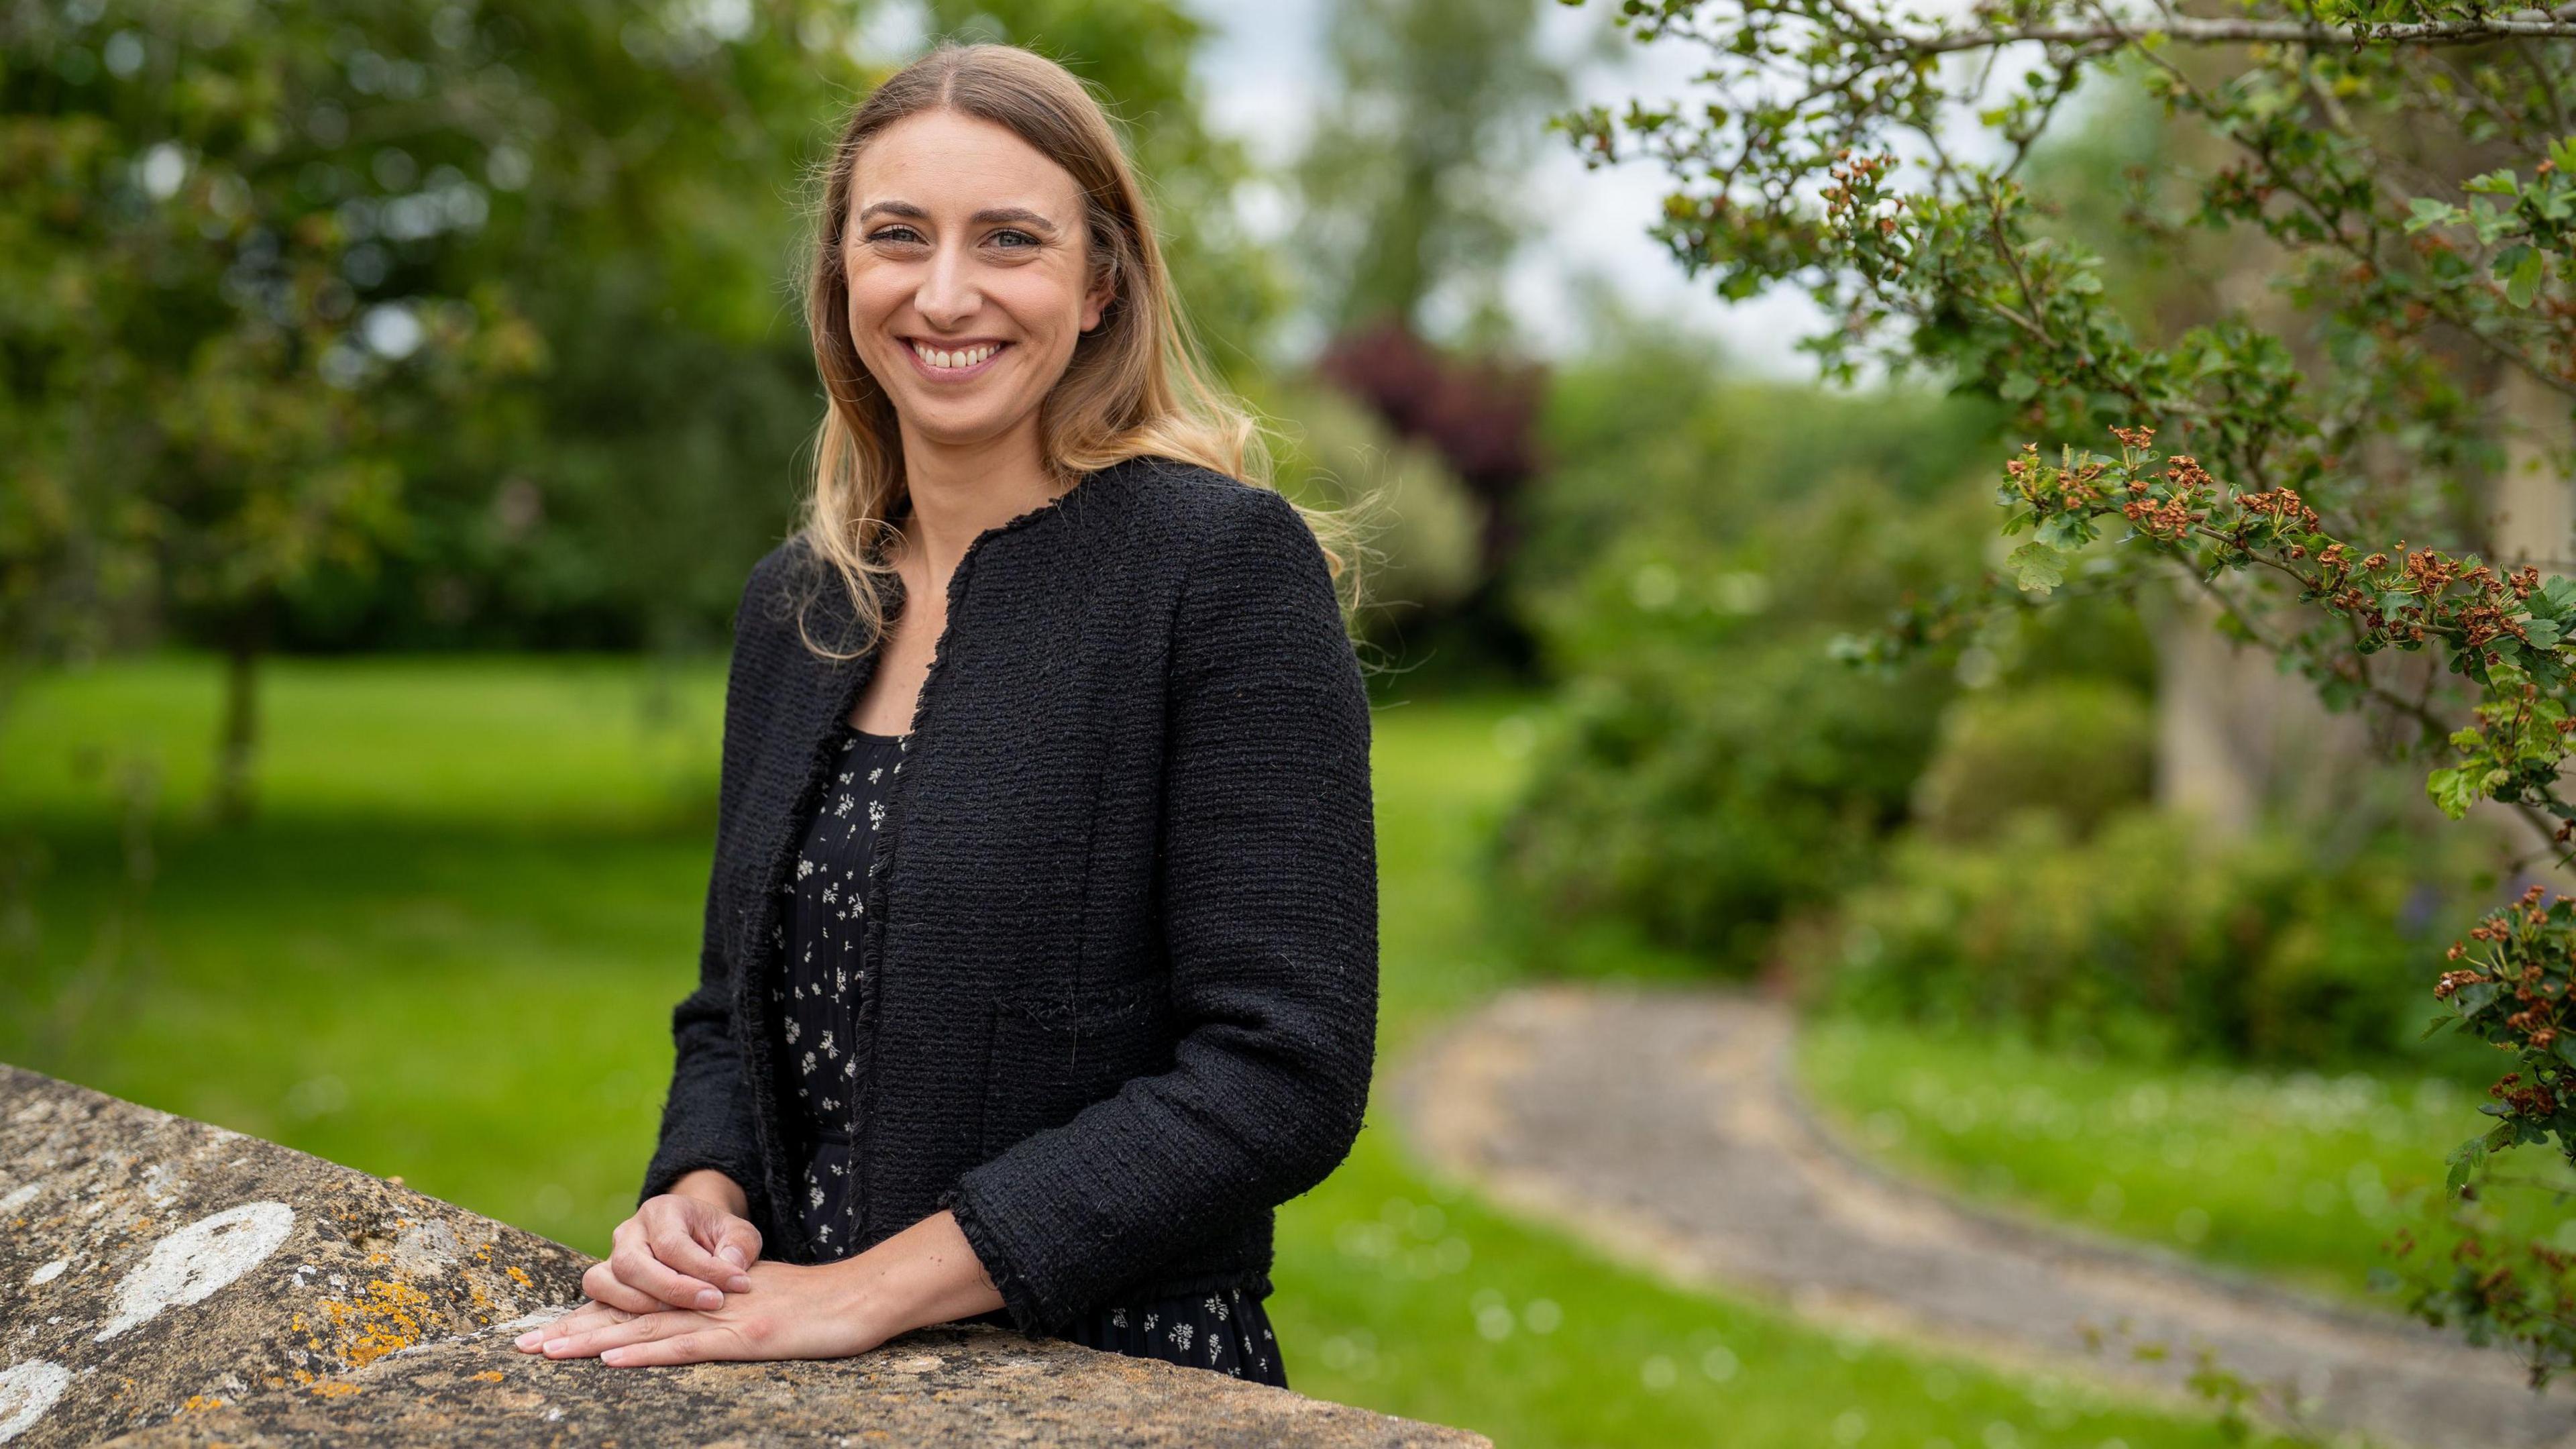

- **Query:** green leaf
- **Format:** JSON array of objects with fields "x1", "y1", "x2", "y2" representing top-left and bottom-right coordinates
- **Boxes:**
[
  {"x1": 2429, "y1": 765, "x2": 2479, "y2": 818},
  {"x1": 2455, "y1": 979, "x2": 2503, "y2": 1017},
  {"x1": 2406, "y1": 196, "x2": 2461, "y2": 233},
  {"x1": 2007, "y1": 542, "x2": 2066, "y2": 594},
  {"x1": 2465, "y1": 170, "x2": 2523, "y2": 197},
  {"x1": 2503, "y1": 245, "x2": 2547, "y2": 308},
  {"x1": 2555, "y1": 136, "x2": 2576, "y2": 176},
  {"x1": 2447, "y1": 1135, "x2": 2488, "y2": 1194},
  {"x1": 2034, "y1": 513, "x2": 2090, "y2": 550},
  {"x1": 1999, "y1": 371, "x2": 2038, "y2": 401}
]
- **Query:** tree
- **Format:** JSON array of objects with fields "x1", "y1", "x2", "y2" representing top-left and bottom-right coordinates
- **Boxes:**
[
  {"x1": 1295, "y1": 0, "x2": 1572, "y2": 343},
  {"x1": 1575, "y1": 0, "x2": 2576, "y2": 1383}
]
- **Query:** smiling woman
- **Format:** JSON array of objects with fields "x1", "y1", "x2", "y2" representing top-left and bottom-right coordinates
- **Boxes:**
[{"x1": 508, "y1": 41, "x2": 1378, "y2": 1392}]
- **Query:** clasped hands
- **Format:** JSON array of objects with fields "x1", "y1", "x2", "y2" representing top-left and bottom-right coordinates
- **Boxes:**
[
  {"x1": 513, "y1": 1172, "x2": 1007, "y2": 1368},
  {"x1": 512, "y1": 1188, "x2": 871, "y2": 1367}
]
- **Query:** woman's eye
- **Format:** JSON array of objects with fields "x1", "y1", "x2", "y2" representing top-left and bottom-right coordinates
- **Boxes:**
[
  {"x1": 989, "y1": 229, "x2": 1038, "y2": 250},
  {"x1": 867, "y1": 225, "x2": 924, "y2": 245}
]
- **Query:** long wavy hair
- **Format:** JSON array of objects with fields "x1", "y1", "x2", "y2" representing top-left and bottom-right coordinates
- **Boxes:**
[{"x1": 792, "y1": 41, "x2": 1358, "y2": 660}]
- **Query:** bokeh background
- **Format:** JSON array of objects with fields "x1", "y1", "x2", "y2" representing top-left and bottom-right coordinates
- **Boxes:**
[{"x1": 1, "y1": 3, "x2": 2545, "y2": 1446}]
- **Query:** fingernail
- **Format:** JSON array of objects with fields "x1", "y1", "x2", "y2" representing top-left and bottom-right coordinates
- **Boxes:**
[
  {"x1": 696, "y1": 1289, "x2": 722, "y2": 1309},
  {"x1": 729, "y1": 1277, "x2": 753, "y2": 1293},
  {"x1": 513, "y1": 1332, "x2": 537, "y2": 1349},
  {"x1": 541, "y1": 1339, "x2": 568, "y2": 1355},
  {"x1": 720, "y1": 1246, "x2": 747, "y2": 1269},
  {"x1": 601, "y1": 1349, "x2": 626, "y2": 1366}
]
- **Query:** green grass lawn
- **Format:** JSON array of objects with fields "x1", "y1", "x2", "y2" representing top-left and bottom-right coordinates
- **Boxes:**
[
  {"x1": 2, "y1": 655, "x2": 2265, "y2": 1447},
  {"x1": 1797, "y1": 1016, "x2": 2576, "y2": 1311}
]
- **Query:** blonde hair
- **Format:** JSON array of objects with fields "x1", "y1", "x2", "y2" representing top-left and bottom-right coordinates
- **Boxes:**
[{"x1": 792, "y1": 41, "x2": 1358, "y2": 659}]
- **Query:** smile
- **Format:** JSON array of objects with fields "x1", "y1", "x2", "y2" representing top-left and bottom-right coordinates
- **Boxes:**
[{"x1": 904, "y1": 339, "x2": 1008, "y2": 378}]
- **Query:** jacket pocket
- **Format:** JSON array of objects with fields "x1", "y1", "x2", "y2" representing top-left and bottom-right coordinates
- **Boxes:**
[{"x1": 979, "y1": 977, "x2": 1174, "y2": 1159}]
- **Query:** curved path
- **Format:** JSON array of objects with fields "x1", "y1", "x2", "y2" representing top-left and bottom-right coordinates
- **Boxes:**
[{"x1": 1389, "y1": 984, "x2": 2576, "y2": 1449}]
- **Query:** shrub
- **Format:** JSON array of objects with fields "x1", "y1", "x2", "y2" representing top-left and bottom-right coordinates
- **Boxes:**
[
  {"x1": 1490, "y1": 635, "x2": 1953, "y2": 974},
  {"x1": 1911, "y1": 680, "x2": 2153, "y2": 845},
  {"x1": 1821, "y1": 808, "x2": 2477, "y2": 1067}
]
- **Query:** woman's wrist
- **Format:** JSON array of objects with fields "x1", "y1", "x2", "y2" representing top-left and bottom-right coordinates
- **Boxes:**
[
  {"x1": 818, "y1": 1208, "x2": 1006, "y2": 1345},
  {"x1": 669, "y1": 1168, "x2": 750, "y2": 1219}
]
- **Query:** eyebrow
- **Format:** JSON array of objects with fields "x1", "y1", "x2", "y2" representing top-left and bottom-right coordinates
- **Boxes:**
[{"x1": 855, "y1": 201, "x2": 1062, "y2": 236}]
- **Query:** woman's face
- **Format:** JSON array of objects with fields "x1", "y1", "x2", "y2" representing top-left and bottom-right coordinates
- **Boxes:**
[{"x1": 843, "y1": 108, "x2": 1112, "y2": 454}]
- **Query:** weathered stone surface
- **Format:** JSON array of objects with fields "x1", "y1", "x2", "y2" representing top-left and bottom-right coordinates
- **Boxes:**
[{"x1": 1, "y1": 1065, "x2": 1484, "y2": 1448}]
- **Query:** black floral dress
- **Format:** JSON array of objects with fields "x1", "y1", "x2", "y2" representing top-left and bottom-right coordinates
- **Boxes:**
[{"x1": 777, "y1": 721, "x2": 1287, "y2": 1387}]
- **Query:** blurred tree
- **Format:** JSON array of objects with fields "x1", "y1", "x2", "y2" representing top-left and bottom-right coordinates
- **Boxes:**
[
  {"x1": 3, "y1": 0, "x2": 551, "y2": 818},
  {"x1": 5, "y1": 0, "x2": 1298, "y2": 822},
  {"x1": 1293, "y1": 0, "x2": 1570, "y2": 343}
]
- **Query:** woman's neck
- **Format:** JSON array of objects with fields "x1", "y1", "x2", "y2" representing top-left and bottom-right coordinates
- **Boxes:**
[{"x1": 894, "y1": 415, "x2": 1067, "y2": 580}]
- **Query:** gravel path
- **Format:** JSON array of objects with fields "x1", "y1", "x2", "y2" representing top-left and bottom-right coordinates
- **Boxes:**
[{"x1": 1389, "y1": 984, "x2": 2576, "y2": 1449}]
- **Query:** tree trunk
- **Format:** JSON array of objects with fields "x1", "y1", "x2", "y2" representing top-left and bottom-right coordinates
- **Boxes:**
[{"x1": 212, "y1": 613, "x2": 265, "y2": 825}]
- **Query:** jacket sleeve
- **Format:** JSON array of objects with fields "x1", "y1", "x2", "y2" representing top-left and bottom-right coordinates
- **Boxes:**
[
  {"x1": 939, "y1": 482, "x2": 1380, "y2": 1334},
  {"x1": 637, "y1": 554, "x2": 775, "y2": 1230}
]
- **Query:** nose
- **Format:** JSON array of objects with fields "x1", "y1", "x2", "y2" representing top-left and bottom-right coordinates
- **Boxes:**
[{"x1": 914, "y1": 241, "x2": 980, "y2": 330}]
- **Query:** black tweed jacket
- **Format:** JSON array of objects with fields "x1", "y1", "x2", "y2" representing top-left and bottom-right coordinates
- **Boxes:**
[{"x1": 638, "y1": 455, "x2": 1379, "y2": 1336}]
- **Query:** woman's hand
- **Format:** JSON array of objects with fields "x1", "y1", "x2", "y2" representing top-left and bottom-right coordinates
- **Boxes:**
[
  {"x1": 515, "y1": 1259, "x2": 887, "y2": 1366},
  {"x1": 513, "y1": 1208, "x2": 1003, "y2": 1368},
  {"x1": 551, "y1": 1176, "x2": 763, "y2": 1323}
]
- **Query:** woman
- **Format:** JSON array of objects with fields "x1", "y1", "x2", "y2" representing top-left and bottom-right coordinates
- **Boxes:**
[{"x1": 510, "y1": 42, "x2": 1377, "y2": 1387}]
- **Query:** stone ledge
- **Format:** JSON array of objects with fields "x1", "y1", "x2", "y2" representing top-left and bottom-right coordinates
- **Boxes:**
[{"x1": 0, "y1": 1065, "x2": 1484, "y2": 1448}]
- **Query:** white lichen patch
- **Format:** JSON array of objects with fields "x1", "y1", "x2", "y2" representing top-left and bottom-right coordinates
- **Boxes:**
[
  {"x1": 95, "y1": 1201, "x2": 295, "y2": 1341},
  {"x1": 0, "y1": 1185, "x2": 39, "y2": 1215},
  {"x1": 25, "y1": 1262, "x2": 66, "y2": 1288},
  {"x1": 390, "y1": 1220, "x2": 462, "y2": 1275},
  {"x1": 0, "y1": 1360, "x2": 71, "y2": 1445}
]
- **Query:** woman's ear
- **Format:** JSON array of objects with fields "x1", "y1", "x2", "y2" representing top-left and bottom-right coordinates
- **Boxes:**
[{"x1": 1080, "y1": 261, "x2": 1116, "y2": 335}]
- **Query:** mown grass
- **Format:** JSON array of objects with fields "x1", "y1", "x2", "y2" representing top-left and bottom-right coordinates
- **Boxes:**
[
  {"x1": 2, "y1": 655, "x2": 2262, "y2": 1447},
  {"x1": 1797, "y1": 1016, "x2": 2576, "y2": 1311}
]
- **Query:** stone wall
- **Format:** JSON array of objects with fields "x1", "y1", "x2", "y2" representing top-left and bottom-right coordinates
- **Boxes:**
[{"x1": 0, "y1": 1065, "x2": 1484, "y2": 1448}]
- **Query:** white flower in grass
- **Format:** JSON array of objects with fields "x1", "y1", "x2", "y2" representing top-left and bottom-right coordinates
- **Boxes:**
[
  {"x1": 1170, "y1": 1322, "x2": 1194, "y2": 1352},
  {"x1": 785, "y1": 1020, "x2": 801, "y2": 1044},
  {"x1": 810, "y1": 1185, "x2": 824, "y2": 1208}
]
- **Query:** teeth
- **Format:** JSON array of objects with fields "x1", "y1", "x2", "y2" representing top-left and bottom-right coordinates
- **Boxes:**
[{"x1": 914, "y1": 342, "x2": 996, "y2": 370}]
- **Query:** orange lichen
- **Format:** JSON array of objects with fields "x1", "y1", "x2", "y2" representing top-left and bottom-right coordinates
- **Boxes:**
[
  {"x1": 316, "y1": 1279, "x2": 439, "y2": 1368},
  {"x1": 471, "y1": 1370, "x2": 505, "y2": 1383},
  {"x1": 182, "y1": 1395, "x2": 225, "y2": 1412},
  {"x1": 504, "y1": 1266, "x2": 533, "y2": 1289},
  {"x1": 310, "y1": 1381, "x2": 362, "y2": 1398}
]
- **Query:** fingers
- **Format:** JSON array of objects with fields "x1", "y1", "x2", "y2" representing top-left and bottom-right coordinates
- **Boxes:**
[
  {"x1": 580, "y1": 1258, "x2": 676, "y2": 1316},
  {"x1": 714, "y1": 1219, "x2": 764, "y2": 1277},
  {"x1": 535, "y1": 1307, "x2": 707, "y2": 1360},
  {"x1": 512, "y1": 1300, "x2": 633, "y2": 1353},
  {"x1": 600, "y1": 1329, "x2": 741, "y2": 1368},
  {"x1": 609, "y1": 1218, "x2": 728, "y2": 1310},
  {"x1": 651, "y1": 1210, "x2": 756, "y2": 1296}
]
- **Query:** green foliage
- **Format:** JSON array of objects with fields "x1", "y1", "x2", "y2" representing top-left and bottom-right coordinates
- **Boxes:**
[
  {"x1": 1913, "y1": 680, "x2": 2154, "y2": 845},
  {"x1": 1493, "y1": 637, "x2": 1955, "y2": 973},
  {"x1": 1492, "y1": 335, "x2": 2014, "y2": 974},
  {"x1": 1825, "y1": 808, "x2": 2475, "y2": 1069},
  {"x1": 1293, "y1": 0, "x2": 1572, "y2": 341}
]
